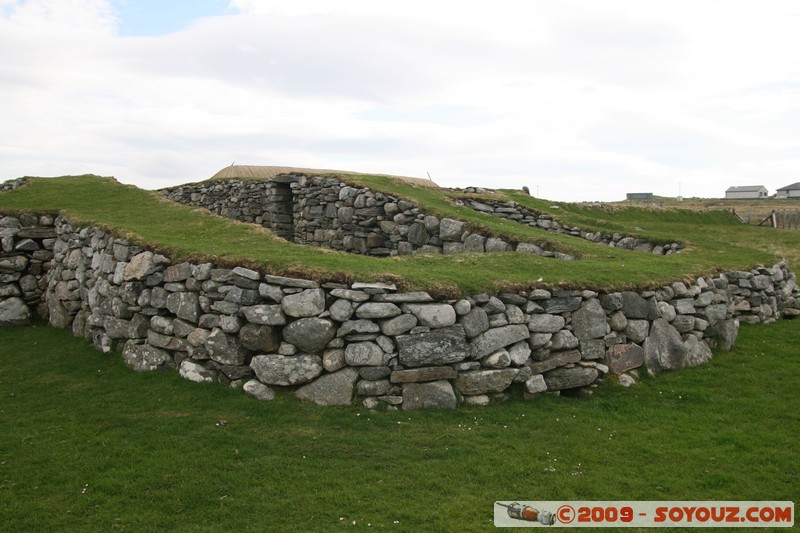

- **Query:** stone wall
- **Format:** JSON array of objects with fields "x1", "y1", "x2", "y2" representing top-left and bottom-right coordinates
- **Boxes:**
[
  {"x1": 453, "y1": 189, "x2": 682, "y2": 254},
  {"x1": 161, "y1": 176, "x2": 576, "y2": 259},
  {"x1": 2, "y1": 211, "x2": 798, "y2": 410}
]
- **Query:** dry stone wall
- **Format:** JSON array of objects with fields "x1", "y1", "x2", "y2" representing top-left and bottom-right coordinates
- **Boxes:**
[
  {"x1": 453, "y1": 189, "x2": 682, "y2": 254},
  {"x1": 161, "y1": 176, "x2": 576, "y2": 259},
  {"x1": 2, "y1": 211, "x2": 799, "y2": 410}
]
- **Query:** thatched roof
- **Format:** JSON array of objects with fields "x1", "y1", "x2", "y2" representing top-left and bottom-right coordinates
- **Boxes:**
[{"x1": 210, "y1": 165, "x2": 439, "y2": 188}]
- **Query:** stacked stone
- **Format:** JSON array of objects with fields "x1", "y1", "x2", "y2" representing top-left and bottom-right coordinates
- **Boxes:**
[
  {"x1": 0, "y1": 178, "x2": 27, "y2": 192},
  {"x1": 162, "y1": 176, "x2": 576, "y2": 259},
  {"x1": 456, "y1": 196, "x2": 682, "y2": 255},
  {"x1": 0, "y1": 213, "x2": 55, "y2": 326},
  {"x1": 4, "y1": 213, "x2": 799, "y2": 410}
]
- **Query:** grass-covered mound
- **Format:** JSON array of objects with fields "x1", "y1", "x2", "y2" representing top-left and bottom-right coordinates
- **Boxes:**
[{"x1": 1, "y1": 174, "x2": 798, "y2": 296}]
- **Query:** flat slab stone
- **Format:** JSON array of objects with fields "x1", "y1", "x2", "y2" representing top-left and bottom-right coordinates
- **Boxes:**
[
  {"x1": 372, "y1": 292, "x2": 433, "y2": 303},
  {"x1": 470, "y1": 324, "x2": 530, "y2": 359},
  {"x1": 528, "y1": 349, "x2": 581, "y2": 374},
  {"x1": 397, "y1": 325, "x2": 468, "y2": 367},
  {"x1": 295, "y1": 368, "x2": 359, "y2": 406},
  {"x1": 402, "y1": 380, "x2": 457, "y2": 410},
  {"x1": 390, "y1": 366, "x2": 457, "y2": 383},
  {"x1": 543, "y1": 366, "x2": 599, "y2": 390},
  {"x1": 250, "y1": 354, "x2": 323, "y2": 385},
  {"x1": 455, "y1": 368, "x2": 518, "y2": 395},
  {"x1": 263, "y1": 275, "x2": 319, "y2": 288}
]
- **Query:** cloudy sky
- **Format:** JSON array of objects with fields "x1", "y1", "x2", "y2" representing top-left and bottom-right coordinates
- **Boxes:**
[{"x1": 1, "y1": 0, "x2": 799, "y2": 201}]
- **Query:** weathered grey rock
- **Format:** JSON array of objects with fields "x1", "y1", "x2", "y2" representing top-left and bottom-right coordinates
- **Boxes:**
[
  {"x1": 407, "y1": 223, "x2": 429, "y2": 246},
  {"x1": 187, "y1": 328, "x2": 210, "y2": 347},
  {"x1": 239, "y1": 323, "x2": 280, "y2": 353},
  {"x1": 338, "y1": 319, "x2": 381, "y2": 337},
  {"x1": 379, "y1": 314, "x2": 418, "y2": 336},
  {"x1": 684, "y1": 335, "x2": 713, "y2": 367},
  {"x1": 357, "y1": 379, "x2": 392, "y2": 396},
  {"x1": 606, "y1": 343, "x2": 644, "y2": 373},
  {"x1": 0, "y1": 255, "x2": 28, "y2": 272},
  {"x1": 700, "y1": 304, "x2": 728, "y2": 326},
  {"x1": 122, "y1": 341, "x2": 170, "y2": 371},
  {"x1": 469, "y1": 324, "x2": 529, "y2": 359},
  {"x1": 150, "y1": 315, "x2": 174, "y2": 336},
  {"x1": 528, "y1": 314, "x2": 566, "y2": 333},
  {"x1": 657, "y1": 301, "x2": 677, "y2": 321},
  {"x1": 124, "y1": 252, "x2": 166, "y2": 281},
  {"x1": 541, "y1": 297, "x2": 581, "y2": 314},
  {"x1": 543, "y1": 367, "x2": 599, "y2": 390},
  {"x1": 263, "y1": 275, "x2": 319, "y2": 288},
  {"x1": 528, "y1": 349, "x2": 581, "y2": 373},
  {"x1": 243, "y1": 379, "x2": 275, "y2": 401},
  {"x1": 163, "y1": 262, "x2": 193, "y2": 282},
  {"x1": 571, "y1": 299, "x2": 608, "y2": 340},
  {"x1": 460, "y1": 307, "x2": 489, "y2": 338},
  {"x1": 295, "y1": 368, "x2": 359, "y2": 406},
  {"x1": 550, "y1": 330, "x2": 579, "y2": 351},
  {"x1": 390, "y1": 366, "x2": 457, "y2": 383},
  {"x1": 402, "y1": 380, "x2": 457, "y2": 410},
  {"x1": 403, "y1": 303, "x2": 456, "y2": 328},
  {"x1": 599, "y1": 292, "x2": 624, "y2": 311},
  {"x1": 525, "y1": 374, "x2": 547, "y2": 394},
  {"x1": 463, "y1": 234, "x2": 486, "y2": 253},
  {"x1": 529, "y1": 333, "x2": 552, "y2": 350},
  {"x1": 485, "y1": 237, "x2": 512, "y2": 252},
  {"x1": 219, "y1": 315, "x2": 243, "y2": 334},
  {"x1": 322, "y1": 348, "x2": 346, "y2": 372},
  {"x1": 166, "y1": 292, "x2": 200, "y2": 323},
  {"x1": 344, "y1": 341, "x2": 385, "y2": 366},
  {"x1": 439, "y1": 218, "x2": 465, "y2": 241},
  {"x1": 0, "y1": 296, "x2": 30, "y2": 326},
  {"x1": 250, "y1": 354, "x2": 323, "y2": 385},
  {"x1": 508, "y1": 340, "x2": 532, "y2": 365},
  {"x1": 462, "y1": 394, "x2": 491, "y2": 406},
  {"x1": 624, "y1": 319, "x2": 650, "y2": 343},
  {"x1": 359, "y1": 365, "x2": 392, "y2": 380},
  {"x1": 516, "y1": 243, "x2": 543, "y2": 254},
  {"x1": 397, "y1": 325, "x2": 469, "y2": 367},
  {"x1": 179, "y1": 360, "x2": 216, "y2": 383},
  {"x1": 329, "y1": 299, "x2": 355, "y2": 322},
  {"x1": 705, "y1": 319, "x2": 739, "y2": 351},
  {"x1": 580, "y1": 339, "x2": 606, "y2": 360},
  {"x1": 643, "y1": 319, "x2": 687, "y2": 373},
  {"x1": 241, "y1": 304, "x2": 286, "y2": 326},
  {"x1": 671, "y1": 314, "x2": 695, "y2": 333},
  {"x1": 455, "y1": 369, "x2": 518, "y2": 395},
  {"x1": 282, "y1": 318, "x2": 336, "y2": 353},
  {"x1": 281, "y1": 288, "x2": 326, "y2": 318},
  {"x1": 47, "y1": 295, "x2": 72, "y2": 329},
  {"x1": 223, "y1": 287, "x2": 260, "y2": 306},
  {"x1": 197, "y1": 326, "x2": 245, "y2": 364},
  {"x1": 482, "y1": 349, "x2": 511, "y2": 368},
  {"x1": 329, "y1": 288, "x2": 370, "y2": 302},
  {"x1": 673, "y1": 298, "x2": 697, "y2": 315},
  {"x1": 355, "y1": 302, "x2": 402, "y2": 319},
  {"x1": 621, "y1": 292, "x2": 651, "y2": 319}
]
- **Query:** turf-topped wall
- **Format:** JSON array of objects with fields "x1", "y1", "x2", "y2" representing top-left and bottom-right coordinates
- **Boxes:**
[
  {"x1": 1, "y1": 212, "x2": 799, "y2": 409},
  {"x1": 453, "y1": 189, "x2": 683, "y2": 254},
  {"x1": 161, "y1": 176, "x2": 577, "y2": 259}
]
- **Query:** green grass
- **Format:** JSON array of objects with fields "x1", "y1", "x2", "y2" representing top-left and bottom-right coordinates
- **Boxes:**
[
  {"x1": 1, "y1": 175, "x2": 799, "y2": 296},
  {"x1": 1, "y1": 319, "x2": 798, "y2": 531}
]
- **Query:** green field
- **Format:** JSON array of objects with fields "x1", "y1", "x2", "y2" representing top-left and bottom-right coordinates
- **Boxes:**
[
  {"x1": 1, "y1": 320, "x2": 798, "y2": 531},
  {"x1": 1, "y1": 174, "x2": 800, "y2": 296}
]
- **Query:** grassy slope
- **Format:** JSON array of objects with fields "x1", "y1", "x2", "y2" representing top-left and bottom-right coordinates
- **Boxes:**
[
  {"x1": 1, "y1": 320, "x2": 797, "y2": 531},
  {"x1": 1, "y1": 175, "x2": 799, "y2": 296}
]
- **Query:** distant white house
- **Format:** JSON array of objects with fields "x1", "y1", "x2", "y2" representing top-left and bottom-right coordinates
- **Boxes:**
[
  {"x1": 776, "y1": 182, "x2": 800, "y2": 199},
  {"x1": 725, "y1": 185, "x2": 768, "y2": 200}
]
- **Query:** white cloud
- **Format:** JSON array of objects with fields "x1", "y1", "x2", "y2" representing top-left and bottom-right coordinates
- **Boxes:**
[{"x1": 0, "y1": 0, "x2": 798, "y2": 200}]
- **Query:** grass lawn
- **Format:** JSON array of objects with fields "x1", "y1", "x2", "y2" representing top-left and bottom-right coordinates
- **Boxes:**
[
  {"x1": 1, "y1": 319, "x2": 798, "y2": 531},
  {"x1": 2, "y1": 175, "x2": 800, "y2": 296}
]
